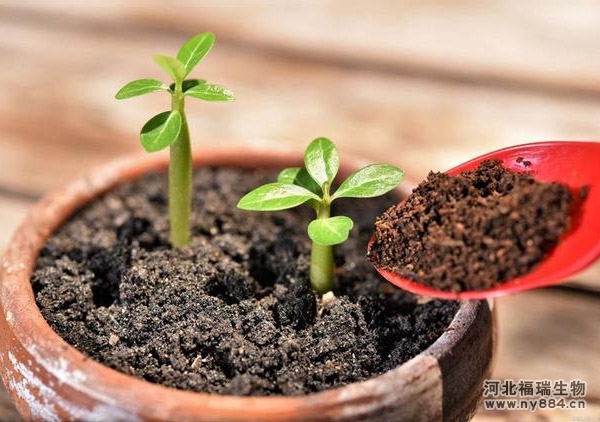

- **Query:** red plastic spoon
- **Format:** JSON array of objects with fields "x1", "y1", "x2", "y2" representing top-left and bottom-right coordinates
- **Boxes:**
[{"x1": 369, "y1": 141, "x2": 600, "y2": 300}]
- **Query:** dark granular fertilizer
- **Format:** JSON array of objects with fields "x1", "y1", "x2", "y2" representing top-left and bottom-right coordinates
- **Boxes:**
[{"x1": 369, "y1": 160, "x2": 575, "y2": 292}]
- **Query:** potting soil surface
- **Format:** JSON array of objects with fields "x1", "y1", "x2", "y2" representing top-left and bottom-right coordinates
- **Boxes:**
[{"x1": 32, "y1": 168, "x2": 458, "y2": 396}]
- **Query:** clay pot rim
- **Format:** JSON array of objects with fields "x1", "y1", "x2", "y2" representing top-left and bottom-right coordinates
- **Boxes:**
[{"x1": 1, "y1": 147, "x2": 484, "y2": 418}]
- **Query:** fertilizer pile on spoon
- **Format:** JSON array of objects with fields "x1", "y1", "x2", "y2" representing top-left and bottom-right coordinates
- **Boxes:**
[{"x1": 368, "y1": 160, "x2": 576, "y2": 293}]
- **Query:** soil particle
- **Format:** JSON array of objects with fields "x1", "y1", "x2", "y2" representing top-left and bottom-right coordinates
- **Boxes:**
[
  {"x1": 32, "y1": 167, "x2": 458, "y2": 396},
  {"x1": 369, "y1": 160, "x2": 575, "y2": 292}
]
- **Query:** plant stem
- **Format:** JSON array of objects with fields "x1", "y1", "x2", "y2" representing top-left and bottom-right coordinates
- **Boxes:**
[
  {"x1": 169, "y1": 85, "x2": 192, "y2": 247},
  {"x1": 310, "y1": 184, "x2": 334, "y2": 294},
  {"x1": 310, "y1": 241, "x2": 334, "y2": 294}
]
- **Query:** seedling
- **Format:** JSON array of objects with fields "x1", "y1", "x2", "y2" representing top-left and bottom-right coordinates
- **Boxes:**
[
  {"x1": 238, "y1": 138, "x2": 404, "y2": 294},
  {"x1": 115, "y1": 33, "x2": 234, "y2": 247}
]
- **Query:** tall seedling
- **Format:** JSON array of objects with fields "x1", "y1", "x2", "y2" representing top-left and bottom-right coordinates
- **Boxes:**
[{"x1": 116, "y1": 33, "x2": 234, "y2": 247}]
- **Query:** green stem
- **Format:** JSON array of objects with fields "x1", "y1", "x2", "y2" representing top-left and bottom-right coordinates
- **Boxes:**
[
  {"x1": 169, "y1": 85, "x2": 192, "y2": 247},
  {"x1": 309, "y1": 184, "x2": 334, "y2": 294},
  {"x1": 310, "y1": 242, "x2": 334, "y2": 295}
]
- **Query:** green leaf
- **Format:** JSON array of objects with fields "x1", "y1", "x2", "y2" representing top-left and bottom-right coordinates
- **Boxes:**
[
  {"x1": 140, "y1": 110, "x2": 182, "y2": 152},
  {"x1": 277, "y1": 168, "x2": 322, "y2": 195},
  {"x1": 115, "y1": 79, "x2": 168, "y2": 99},
  {"x1": 277, "y1": 168, "x2": 300, "y2": 184},
  {"x1": 185, "y1": 83, "x2": 235, "y2": 101},
  {"x1": 332, "y1": 164, "x2": 404, "y2": 200},
  {"x1": 304, "y1": 137, "x2": 339, "y2": 187},
  {"x1": 169, "y1": 79, "x2": 206, "y2": 93},
  {"x1": 183, "y1": 79, "x2": 206, "y2": 92},
  {"x1": 308, "y1": 216, "x2": 354, "y2": 246},
  {"x1": 177, "y1": 33, "x2": 215, "y2": 76},
  {"x1": 237, "y1": 183, "x2": 320, "y2": 211},
  {"x1": 153, "y1": 55, "x2": 186, "y2": 83}
]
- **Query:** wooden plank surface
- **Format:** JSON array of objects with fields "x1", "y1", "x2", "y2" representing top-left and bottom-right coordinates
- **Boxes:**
[
  {"x1": 0, "y1": 198, "x2": 31, "y2": 256},
  {"x1": 5, "y1": 0, "x2": 600, "y2": 96},
  {"x1": 0, "y1": 2, "x2": 598, "y2": 421},
  {"x1": 475, "y1": 289, "x2": 600, "y2": 421},
  {"x1": 0, "y1": 388, "x2": 19, "y2": 422},
  {"x1": 494, "y1": 290, "x2": 600, "y2": 399}
]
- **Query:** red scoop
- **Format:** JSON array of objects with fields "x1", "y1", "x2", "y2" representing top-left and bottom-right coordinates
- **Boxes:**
[{"x1": 369, "y1": 141, "x2": 600, "y2": 300}]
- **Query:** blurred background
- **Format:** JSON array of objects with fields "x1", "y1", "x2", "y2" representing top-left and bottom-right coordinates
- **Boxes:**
[{"x1": 0, "y1": 1, "x2": 598, "y2": 420}]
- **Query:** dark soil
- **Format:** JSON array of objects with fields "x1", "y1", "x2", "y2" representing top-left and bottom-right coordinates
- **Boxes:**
[
  {"x1": 369, "y1": 160, "x2": 574, "y2": 292},
  {"x1": 32, "y1": 167, "x2": 458, "y2": 396}
]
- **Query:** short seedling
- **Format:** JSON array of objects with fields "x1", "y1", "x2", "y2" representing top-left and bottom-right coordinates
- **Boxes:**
[
  {"x1": 116, "y1": 33, "x2": 234, "y2": 247},
  {"x1": 238, "y1": 138, "x2": 404, "y2": 294}
]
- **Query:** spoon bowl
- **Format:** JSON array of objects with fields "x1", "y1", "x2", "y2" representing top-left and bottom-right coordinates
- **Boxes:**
[{"x1": 369, "y1": 141, "x2": 600, "y2": 300}]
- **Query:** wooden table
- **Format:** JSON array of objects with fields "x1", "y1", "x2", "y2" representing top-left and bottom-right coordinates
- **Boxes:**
[{"x1": 1, "y1": 2, "x2": 598, "y2": 420}]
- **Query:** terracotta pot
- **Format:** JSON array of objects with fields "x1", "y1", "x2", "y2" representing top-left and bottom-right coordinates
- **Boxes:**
[{"x1": 0, "y1": 149, "x2": 495, "y2": 421}]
